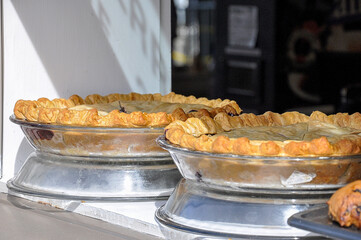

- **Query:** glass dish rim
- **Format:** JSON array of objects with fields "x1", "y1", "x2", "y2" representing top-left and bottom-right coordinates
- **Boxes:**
[
  {"x1": 10, "y1": 115, "x2": 164, "y2": 132},
  {"x1": 156, "y1": 135, "x2": 361, "y2": 161}
]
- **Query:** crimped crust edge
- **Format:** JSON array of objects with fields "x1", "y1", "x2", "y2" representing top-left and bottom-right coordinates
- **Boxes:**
[
  {"x1": 14, "y1": 92, "x2": 242, "y2": 127},
  {"x1": 165, "y1": 111, "x2": 361, "y2": 156}
]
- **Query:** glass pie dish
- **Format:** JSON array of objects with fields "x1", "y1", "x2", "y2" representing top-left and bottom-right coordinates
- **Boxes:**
[
  {"x1": 10, "y1": 115, "x2": 168, "y2": 157},
  {"x1": 157, "y1": 136, "x2": 361, "y2": 190}
]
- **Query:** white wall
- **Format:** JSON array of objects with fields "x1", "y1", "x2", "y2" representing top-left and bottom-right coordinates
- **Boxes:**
[{"x1": 2, "y1": 0, "x2": 171, "y2": 181}]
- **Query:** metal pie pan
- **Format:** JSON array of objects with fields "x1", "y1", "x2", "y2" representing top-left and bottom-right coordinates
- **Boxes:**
[
  {"x1": 7, "y1": 151, "x2": 182, "y2": 200},
  {"x1": 155, "y1": 179, "x2": 329, "y2": 239}
]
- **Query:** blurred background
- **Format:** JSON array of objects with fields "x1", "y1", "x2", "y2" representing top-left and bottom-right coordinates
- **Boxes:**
[{"x1": 171, "y1": 0, "x2": 361, "y2": 114}]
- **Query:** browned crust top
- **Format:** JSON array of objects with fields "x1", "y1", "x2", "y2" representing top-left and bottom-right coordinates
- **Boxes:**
[
  {"x1": 14, "y1": 92, "x2": 242, "y2": 127},
  {"x1": 165, "y1": 111, "x2": 361, "y2": 156}
]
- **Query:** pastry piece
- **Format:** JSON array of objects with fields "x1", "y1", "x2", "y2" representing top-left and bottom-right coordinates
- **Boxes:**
[
  {"x1": 165, "y1": 111, "x2": 361, "y2": 156},
  {"x1": 328, "y1": 180, "x2": 361, "y2": 228},
  {"x1": 14, "y1": 92, "x2": 241, "y2": 127}
]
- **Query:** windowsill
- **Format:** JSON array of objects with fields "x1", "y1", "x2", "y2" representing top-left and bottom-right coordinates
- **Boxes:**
[{"x1": 0, "y1": 182, "x2": 200, "y2": 239}]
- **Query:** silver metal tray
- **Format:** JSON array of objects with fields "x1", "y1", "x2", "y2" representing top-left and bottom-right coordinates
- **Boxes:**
[
  {"x1": 10, "y1": 115, "x2": 168, "y2": 157},
  {"x1": 157, "y1": 136, "x2": 361, "y2": 190},
  {"x1": 155, "y1": 179, "x2": 330, "y2": 239},
  {"x1": 7, "y1": 151, "x2": 181, "y2": 200},
  {"x1": 288, "y1": 206, "x2": 361, "y2": 240}
]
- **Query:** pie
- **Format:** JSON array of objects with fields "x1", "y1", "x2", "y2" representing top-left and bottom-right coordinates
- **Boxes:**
[
  {"x1": 165, "y1": 111, "x2": 361, "y2": 156},
  {"x1": 14, "y1": 92, "x2": 242, "y2": 127},
  {"x1": 13, "y1": 92, "x2": 241, "y2": 157},
  {"x1": 163, "y1": 111, "x2": 361, "y2": 187},
  {"x1": 328, "y1": 180, "x2": 361, "y2": 228}
]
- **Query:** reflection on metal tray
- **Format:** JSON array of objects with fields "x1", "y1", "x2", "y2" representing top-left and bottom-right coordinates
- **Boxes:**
[
  {"x1": 0, "y1": 193, "x2": 160, "y2": 240},
  {"x1": 157, "y1": 136, "x2": 361, "y2": 190},
  {"x1": 10, "y1": 115, "x2": 168, "y2": 157},
  {"x1": 7, "y1": 151, "x2": 182, "y2": 200},
  {"x1": 155, "y1": 179, "x2": 330, "y2": 239},
  {"x1": 288, "y1": 206, "x2": 361, "y2": 240}
]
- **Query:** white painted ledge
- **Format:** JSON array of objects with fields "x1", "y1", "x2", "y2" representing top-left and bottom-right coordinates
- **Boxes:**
[{"x1": 0, "y1": 182, "x2": 200, "y2": 239}]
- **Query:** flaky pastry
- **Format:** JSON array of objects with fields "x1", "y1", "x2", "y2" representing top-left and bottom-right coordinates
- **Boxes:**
[
  {"x1": 14, "y1": 92, "x2": 241, "y2": 128},
  {"x1": 328, "y1": 180, "x2": 361, "y2": 228},
  {"x1": 165, "y1": 111, "x2": 361, "y2": 156}
]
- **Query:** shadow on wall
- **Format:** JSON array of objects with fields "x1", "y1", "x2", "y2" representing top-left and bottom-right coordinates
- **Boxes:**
[
  {"x1": 14, "y1": 138, "x2": 33, "y2": 175},
  {"x1": 10, "y1": 0, "x2": 168, "y2": 96},
  {"x1": 8, "y1": 0, "x2": 171, "y2": 178}
]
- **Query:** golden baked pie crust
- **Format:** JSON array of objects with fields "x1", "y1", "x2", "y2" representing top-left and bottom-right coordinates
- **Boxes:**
[
  {"x1": 165, "y1": 111, "x2": 361, "y2": 156},
  {"x1": 14, "y1": 92, "x2": 241, "y2": 127}
]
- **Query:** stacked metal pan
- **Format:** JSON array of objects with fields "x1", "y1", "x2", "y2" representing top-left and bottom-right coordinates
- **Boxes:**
[{"x1": 8, "y1": 116, "x2": 181, "y2": 200}]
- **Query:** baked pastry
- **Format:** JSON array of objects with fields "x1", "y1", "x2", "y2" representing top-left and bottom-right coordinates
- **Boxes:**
[
  {"x1": 13, "y1": 92, "x2": 241, "y2": 157},
  {"x1": 165, "y1": 111, "x2": 361, "y2": 156},
  {"x1": 14, "y1": 92, "x2": 241, "y2": 127},
  {"x1": 328, "y1": 180, "x2": 361, "y2": 228},
  {"x1": 163, "y1": 111, "x2": 361, "y2": 187}
]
